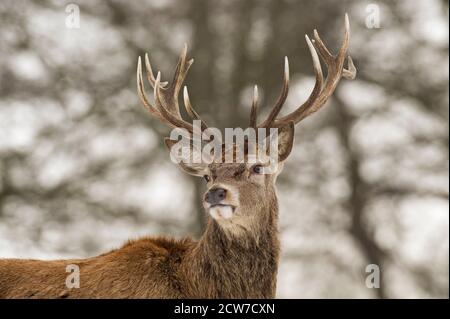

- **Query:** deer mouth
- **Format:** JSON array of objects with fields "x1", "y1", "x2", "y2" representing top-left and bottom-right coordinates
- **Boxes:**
[
  {"x1": 208, "y1": 204, "x2": 236, "y2": 220},
  {"x1": 210, "y1": 204, "x2": 235, "y2": 209}
]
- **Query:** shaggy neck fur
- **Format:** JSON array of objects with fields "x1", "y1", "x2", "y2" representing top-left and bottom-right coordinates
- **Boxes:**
[{"x1": 182, "y1": 191, "x2": 280, "y2": 298}]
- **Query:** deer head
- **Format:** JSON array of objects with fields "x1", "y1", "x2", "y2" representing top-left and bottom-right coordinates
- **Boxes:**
[{"x1": 137, "y1": 15, "x2": 356, "y2": 237}]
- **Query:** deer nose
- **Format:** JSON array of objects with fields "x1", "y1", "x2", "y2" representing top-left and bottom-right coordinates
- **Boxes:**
[{"x1": 205, "y1": 188, "x2": 227, "y2": 206}]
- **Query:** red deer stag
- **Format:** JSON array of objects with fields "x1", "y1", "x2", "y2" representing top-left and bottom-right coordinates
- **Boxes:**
[{"x1": 0, "y1": 15, "x2": 356, "y2": 298}]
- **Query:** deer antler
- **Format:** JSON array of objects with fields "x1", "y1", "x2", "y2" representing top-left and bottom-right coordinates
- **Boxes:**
[
  {"x1": 137, "y1": 44, "x2": 208, "y2": 135},
  {"x1": 255, "y1": 14, "x2": 357, "y2": 129},
  {"x1": 138, "y1": 16, "x2": 356, "y2": 136}
]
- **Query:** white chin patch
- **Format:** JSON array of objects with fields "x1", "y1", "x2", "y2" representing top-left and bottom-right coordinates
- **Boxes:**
[{"x1": 209, "y1": 206, "x2": 234, "y2": 220}]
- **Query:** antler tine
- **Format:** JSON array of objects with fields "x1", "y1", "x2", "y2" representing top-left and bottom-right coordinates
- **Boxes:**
[
  {"x1": 343, "y1": 56, "x2": 356, "y2": 80},
  {"x1": 137, "y1": 45, "x2": 209, "y2": 136},
  {"x1": 170, "y1": 44, "x2": 187, "y2": 89},
  {"x1": 258, "y1": 57, "x2": 289, "y2": 128},
  {"x1": 183, "y1": 86, "x2": 208, "y2": 131},
  {"x1": 337, "y1": 14, "x2": 350, "y2": 65},
  {"x1": 272, "y1": 14, "x2": 357, "y2": 127},
  {"x1": 137, "y1": 56, "x2": 168, "y2": 123},
  {"x1": 270, "y1": 35, "x2": 324, "y2": 124},
  {"x1": 144, "y1": 54, "x2": 169, "y2": 89},
  {"x1": 249, "y1": 85, "x2": 259, "y2": 128},
  {"x1": 153, "y1": 72, "x2": 195, "y2": 133},
  {"x1": 304, "y1": 34, "x2": 324, "y2": 103},
  {"x1": 171, "y1": 44, "x2": 194, "y2": 92},
  {"x1": 312, "y1": 29, "x2": 334, "y2": 64},
  {"x1": 145, "y1": 45, "x2": 191, "y2": 118}
]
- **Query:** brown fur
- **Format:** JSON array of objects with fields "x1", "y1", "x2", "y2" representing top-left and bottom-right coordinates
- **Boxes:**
[
  {"x1": 0, "y1": 163, "x2": 281, "y2": 299},
  {"x1": 0, "y1": 113, "x2": 293, "y2": 299}
]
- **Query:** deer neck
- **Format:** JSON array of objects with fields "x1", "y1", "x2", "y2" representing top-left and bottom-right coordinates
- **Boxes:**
[{"x1": 184, "y1": 193, "x2": 280, "y2": 298}]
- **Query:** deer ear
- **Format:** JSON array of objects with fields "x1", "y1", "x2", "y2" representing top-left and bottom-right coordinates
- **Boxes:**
[
  {"x1": 164, "y1": 138, "x2": 208, "y2": 177},
  {"x1": 267, "y1": 121, "x2": 295, "y2": 162}
]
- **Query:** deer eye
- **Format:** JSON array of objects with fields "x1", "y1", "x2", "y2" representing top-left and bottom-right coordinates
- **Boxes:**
[
  {"x1": 251, "y1": 164, "x2": 264, "y2": 175},
  {"x1": 203, "y1": 175, "x2": 211, "y2": 183}
]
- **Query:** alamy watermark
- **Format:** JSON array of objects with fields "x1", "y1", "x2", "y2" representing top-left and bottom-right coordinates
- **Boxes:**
[
  {"x1": 65, "y1": 3, "x2": 80, "y2": 29},
  {"x1": 65, "y1": 264, "x2": 80, "y2": 289},
  {"x1": 167, "y1": 120, "x2": 281, "y2": 174},
  {"x1": 365, "y1": 264, "x2": 380, "y2": 289},
  {"x1": 365, "y1": 3, "x2": 381, "y2": 29}
]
